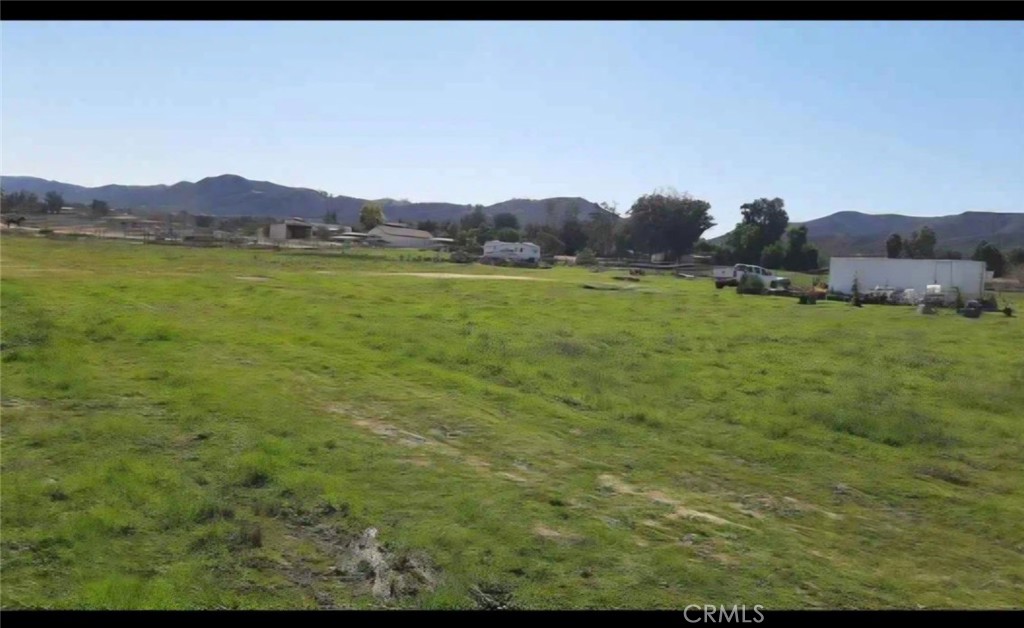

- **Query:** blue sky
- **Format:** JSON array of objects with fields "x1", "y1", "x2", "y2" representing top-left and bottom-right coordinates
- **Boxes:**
[{"x1": 2, "y1": 21, "x2": 1021, "y2": 235}]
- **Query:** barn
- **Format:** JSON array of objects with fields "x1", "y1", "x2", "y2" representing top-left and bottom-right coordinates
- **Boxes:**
[
  {"x1": 828, "y1": 257, "x2": 987, "y2": 302},
  {"x1": 267, "y1": 219, "x2": 313, "y2": 242}
]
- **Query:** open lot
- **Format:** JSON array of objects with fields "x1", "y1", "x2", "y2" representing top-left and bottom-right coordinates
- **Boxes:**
[{"x1": 1, "y1": 235, "x2": 1022, "y2": 609}]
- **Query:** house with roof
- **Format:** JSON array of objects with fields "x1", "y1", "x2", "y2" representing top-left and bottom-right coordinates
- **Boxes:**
[{"x1": 366, "y1": 222, "x2": 437, "y2": 249}]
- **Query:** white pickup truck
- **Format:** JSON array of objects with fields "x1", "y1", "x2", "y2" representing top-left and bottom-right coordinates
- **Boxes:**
[{"x1": 713, "y1": 263, "x2": 790, "y2": 289}]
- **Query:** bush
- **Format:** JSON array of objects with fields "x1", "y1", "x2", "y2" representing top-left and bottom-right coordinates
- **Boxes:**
[
  {"x1": 736, "y1": 273, "x2": 766, "y2": 295},
  {"x1": 575, "y1": 248, "x2": 597, "y2": 266}
]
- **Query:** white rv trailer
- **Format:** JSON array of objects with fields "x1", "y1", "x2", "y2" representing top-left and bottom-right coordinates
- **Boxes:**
[
  {"x1": 828, "y1": 257, "x2": 987, "y2": 302},
  {"x1": 482, "y1": 240, "x2": 541, "y2": 263}
]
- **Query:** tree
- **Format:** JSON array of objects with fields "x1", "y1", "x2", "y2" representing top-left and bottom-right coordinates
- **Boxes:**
[
  {"x1": 417, "y1": 220, "x2": 439, "y2": 234},
  {"x1": 323, "y1": 210, "x2": 338, "y2": 224},
  {"x1": 493, "y1": 212, "x2": 519, "y2": 231},
  {"x1": 89, "y1": 199, "x2": 110, "y2": 218},
  {"x1": 360, "y1": 203, "x2": 385, "y2": 231},
  {"x1": 559, "y1": 215, "x2": 589, "y2": 255},
  {"x1": 1006, "y1": 247, "x2": 1024, "y2": 267},
  {"x1": 460, "y1": 206, "x2": 488, "y2": 230},
  {"x1": 726, "y1": 223, "x2": 764, "y2": 264},
  {"x1": 760, "y1": 241, "x2": 786, "y2": 269},
  {"x1": 906, "y1": 226, "x2": 937, "y2": 259},
  {"x1": 972, "y1": 240, "x2": 1006, "y2": 277},
  {"x1": 2, "y1": 191, "x2": 41, "y2": 213},
  {"x1": 725, "y1": 197, "x2": 788, "y2": 264},
  {"x1": 44, "y1": 191, "x2": 64, "y2": 214},
  {"x1": 525, "y1": 224, "x2": 565, "y2": 255},
  {"x1": 627, "y1": 190, "x2": 715, "y2": 259},
  {"x1": 494, "y1": 227, "x2": 521, "y2": 243},
  {"x1": 939, "y1": 249, "x2": 963, "y2": 260},
  {"x1": 584, "y1": 210, "x2": 617, "y2": 257},
  {"x1": 885, "y1": 233, "x2": 903, "y2": 259},
  {"x1": 739, "y1": 197, "x2": 789, "y2": 247}
]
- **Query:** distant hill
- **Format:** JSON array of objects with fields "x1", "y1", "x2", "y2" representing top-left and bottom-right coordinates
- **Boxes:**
[
  {"x1": 0, "y1": 174, "x2": 611, "y2": 226},
  {"x1": 713, "y1": 210, "x2": 1024, "y2": 257}
]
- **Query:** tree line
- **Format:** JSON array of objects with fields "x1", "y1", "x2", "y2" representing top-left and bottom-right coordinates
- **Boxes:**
[
  {"x1": 1, "y1": 188, "x2": 112, "y2": 218},
  {"x1": 348, "y1": 190, "x2": 822, "y2": 266},
  {"x1": 885, "y1": 227, "x2": 1022, "y2": 278}
]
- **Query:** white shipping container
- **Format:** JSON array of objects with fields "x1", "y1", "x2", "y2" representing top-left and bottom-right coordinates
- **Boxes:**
[{"x1": 828, "y1": 257, "x2": 987, "y2": 301}]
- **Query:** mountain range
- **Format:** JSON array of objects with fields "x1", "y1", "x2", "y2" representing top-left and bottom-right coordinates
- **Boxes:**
[
  {"x1": 707, "y1": 210, "x2": 1024, "y2": 257},
  {"x1": 0, "y1": 174, "x2": 608, "y2": 227},
  {"x1": 2, "y1": 174, "x2": 1021, "y2": 255},
  {"x1": 789, "y1": 211, "x2": 1024, "y2": 257}
]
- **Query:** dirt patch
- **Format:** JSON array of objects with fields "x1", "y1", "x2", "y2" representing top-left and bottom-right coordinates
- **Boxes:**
[
  {"x1": 367, "y1": 272, "x2": 549, "y2": 281},
  {"x1": 597, "y1": 474, "x2": 750, "y2": 529},
  {"x1": 733, "y1": 494, "x2": 843, "y2": 521},
  {"x1": 235, "y1": 275, "x2": 272, "y2": 282},
  {"x1": 533, "y1": 523, "x2": 584, "y2": 544},
  {"x1": 351, "y1": 418, "x2": 430, "y2": 448},
  {"x1": 666, "y1": 506, "x2": 737, "y2": 527},
  {"x1": 332, "y1": 527, "x2": 439, "y2": 602},
  {"x1": 329, "y1": 403, "x2": 535, "y2": 486}
]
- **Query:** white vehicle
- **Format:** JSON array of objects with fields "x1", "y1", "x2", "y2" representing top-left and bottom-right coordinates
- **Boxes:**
[
  {"x1": 713, "y1": 263, "x2": 790, "y2": 289},
  {"x1": 481, "y1": 240, "x2": 541, "y2": 263}
]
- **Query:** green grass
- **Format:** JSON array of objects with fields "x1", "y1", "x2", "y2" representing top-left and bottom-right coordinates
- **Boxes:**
[{"x1": 2, "y1": 235, "x2": 1023, "y2": 609}]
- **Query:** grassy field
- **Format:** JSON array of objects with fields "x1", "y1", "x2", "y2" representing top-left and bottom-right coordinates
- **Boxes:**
[{"x1": 1, "y1": 235, "x2": 1022, "y2": 609}]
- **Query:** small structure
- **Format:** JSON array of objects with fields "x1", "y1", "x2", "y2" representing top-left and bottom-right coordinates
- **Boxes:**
[
  {"x1": 829, "y1": 257, "x2": 987, "y2": 303},
  {"x1": 106, "y1": 214, "x2": 163, "y2": 237},
  {"x1": 366, "y1": 222, "x2": 436, "y2": 249},
  {"x1": 482, "y1": 240, "x2": 541, "y2": 263},
  {"x1": 267, "y1": 218, "x2": 313, "y2": 242}
]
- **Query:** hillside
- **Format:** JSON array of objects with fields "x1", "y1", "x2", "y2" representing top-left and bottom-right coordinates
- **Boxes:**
[
  {"x1": 0, "y1": 175, "x2": 609, "y2": 226},
  {"x1": 713, "y1": 210, "x2": 1024, "y2": 257}
]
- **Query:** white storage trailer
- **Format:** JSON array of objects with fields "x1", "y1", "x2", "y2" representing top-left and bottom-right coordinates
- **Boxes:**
[{"x1": 828, "y1": 257, "x2": 987, "y2": 302}]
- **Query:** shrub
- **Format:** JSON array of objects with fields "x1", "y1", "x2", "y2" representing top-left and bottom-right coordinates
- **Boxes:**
[
  {"x1": 575, "y1": 248, "x2": 597, "y2": 266},
  {"x1": 736, "y1": 273, "x2": 766, "y2": 295}
]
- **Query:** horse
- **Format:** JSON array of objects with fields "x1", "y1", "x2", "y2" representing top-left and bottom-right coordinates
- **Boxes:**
[{"x1": 3, "y1": 216, "x2": 26, "y2": 227}]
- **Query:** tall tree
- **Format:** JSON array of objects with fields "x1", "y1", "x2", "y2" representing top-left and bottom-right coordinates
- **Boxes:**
[
  {"x1": 739, "y1": 197, "x2": 789, "y2": 246},
  {"x1": 559, "y1": 215, "x2": 589, "y2": 255},
  {"x1": 906, "y1": 226, "x2": 937, "y2": 259},
  {"x1": 44, "y1": 191, "x2": 65, "y2": 214},
  {"x1": 584, "y1": 210, "x2": 617, "y2": 257},
  {"x1": 461, "y1": 206, "x2": 488, "y2": 230},
  {"x1": 726, "y1": 223, "x2": 764, "y2": 264},
  {"x1": 627, "y1": 190, "x2": 715, "y2": 259},
  {"x1": 972, "y1": 241, "x2": 1006, "y2": 277},
  {"x1": 493, "y1": 212, "x2": 519, "y2": 230},
  {"x1": 726, "y1": 197, "x2": 788, "y2": 263},
  {"x1": 359, "y1": 203, "x2": 385, "y2": 231},
  {"x1": 323, "y1": 210, "x2": 338, "y2": 224},
  {"x1": 885, "y1": 233, "x2": 903, "y2": 259},
  {"x1": 1007, "y1": 247, "x2": 1024, "y2": 267},
  {"x1": 89, "y1": 199, "x2": 110, "y2": 218}
]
